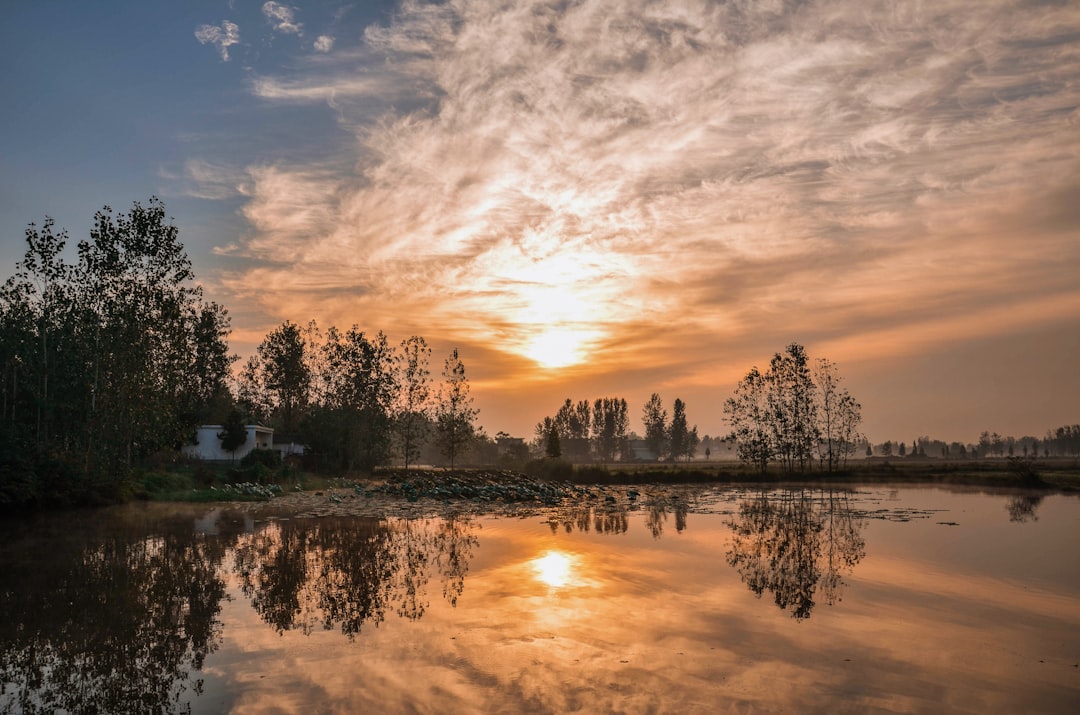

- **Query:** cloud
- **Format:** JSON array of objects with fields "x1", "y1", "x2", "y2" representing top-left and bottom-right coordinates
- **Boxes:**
[
  {"x1": 262, "y1": 2, "x2": 302, "y2": 35},
  {"x1": 314, "y1": 35, "x2": 334, "y2": 53},
  {"x1": 194, "y1": 20, "x2": 240, "y2": 61},
  {"x1": 203, "y1": 0, "x2": 1080, "y2": 433}
]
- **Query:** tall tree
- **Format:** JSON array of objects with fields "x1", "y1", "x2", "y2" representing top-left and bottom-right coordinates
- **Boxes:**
[
  {"x1": 724, "y1": 367, "x2": 772, "y2": 473},
  {"x1": 591, "y1": 397, "x2": 629, "y2": 462},
  {"x1": 394, "y1": 336, "x2": 432, "y2": 469},
  {"x1": 553, "y1": 398, "x2": 591, "y2": 461},
  {"x1": 315, "y1": 326, "x2": 396, "y2": 472},
  {"x1": 434, "y1": 349, "x2": 478, "y2": 468},
  {"x1": 642, "y1": 393, "x2": 668, "y2": 462},
  {"x1": 766, "y1": 344, "x2": 818, "y2": 473},
  {"x1": 240, "y1": 321, "x2": 311, "y2": 433},
  {"x1": 668, "y1": 398, "x2": 689, "y2": 462}
]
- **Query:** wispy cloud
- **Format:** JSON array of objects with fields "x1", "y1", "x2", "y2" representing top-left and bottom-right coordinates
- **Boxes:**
[
  {"x1": 194, "y1": 20, "x2": 240, "y2": 61},
  {"x1": 262, "y1": 2, "x2": 302, "y2": 35},
  {"x1": 190, "y1": 0, "x2": 1080, "y2": 431}
]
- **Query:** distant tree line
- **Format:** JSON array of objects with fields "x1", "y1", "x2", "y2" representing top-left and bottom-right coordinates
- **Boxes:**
[
  {"x1": 534, "y1": 397, "x2": 632, "y2": 462},
  {"x1": 532, "y1": 393, "x2": 702, "y2": 463},
  {"x1": 723, "y1": 344, "x2": 863, "y2": 474},
  {"x1": 866, "y1": 424, "x2": 1080, "y2": 460}
]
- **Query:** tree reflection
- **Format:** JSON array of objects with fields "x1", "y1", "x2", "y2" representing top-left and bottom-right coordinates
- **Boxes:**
[
  {"x1": 546, "y1": 503, "x2": 630, "y2": 535},
  {"x1": 232, "y1": 515, "x2": 478, "y2": 637},
  {"x1": 1005, "y1": 494, "x2": 1043, "y2": 523},
  {"x1": 0, "y1": 509, "x2": 234, "y2": 714},
  {"x1": 726, "y1": 489, "x2": 865, "y2": 620}
]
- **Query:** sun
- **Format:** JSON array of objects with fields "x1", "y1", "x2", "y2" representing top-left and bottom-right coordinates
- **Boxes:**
[{"x1": 522, "y1": 327, "x2": 598, "y2": 369}]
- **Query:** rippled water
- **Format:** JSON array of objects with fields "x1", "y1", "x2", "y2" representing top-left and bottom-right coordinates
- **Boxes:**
[{"x1": 2, "y1": 486, "x2": 1078, "y2": 714}]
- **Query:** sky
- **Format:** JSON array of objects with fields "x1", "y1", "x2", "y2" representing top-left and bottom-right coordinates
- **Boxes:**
[{"x1": 1, "y1": 0, "x2": 1078, "y2": 444}]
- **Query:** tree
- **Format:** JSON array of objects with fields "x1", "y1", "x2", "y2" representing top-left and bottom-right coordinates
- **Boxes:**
[
  {"x1": 724, "y1": 367, "x2": 772, "y2": 473},
  {"x1": 315, "y1": 326, "x2": 396, "y2": 472},
  {"x1": 766, "y1": 344, "x2": 818, "y2": 473},
  {"x1": 668, "y1": 398, "x2": 688, "y2": 462},
  {"x1": 726, "y1": 345, "x2": 861, "y2": 475},
  {"x1": 553, "y1": 398, "x2": 591, "y2": 461},
  {"x1": 240, "y1": 321, "x2": 311, "y2": 433},
  {"x1": 538, "y1": 416, "x2": 561, "y2": 458},
  {"x1": 434, "y1": 349, "x2": 478, "y2": 468},
  {"x1": 642, "y1": 393, "x2": 668, "y2": 461},
  {"x1": 394, "y1": 336, "x2": 432, "y2": 469},
  {"x1": 591, "y1": 397, "x2": 629, "y2": 462},
  {"x1": 218, "y1": 409, "x2": 247, "y2": 462},
  {"x1": 0, "y1": 199, "x2": 234, "y2": 500}
]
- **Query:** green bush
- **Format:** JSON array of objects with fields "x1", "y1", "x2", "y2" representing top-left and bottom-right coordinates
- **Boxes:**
[{"x1": 240, "y1": 448, "x2": 281, "y2": 469}]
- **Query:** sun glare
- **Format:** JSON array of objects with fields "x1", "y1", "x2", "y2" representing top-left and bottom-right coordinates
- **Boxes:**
[
  {"x1": 532, "y1": 551, "x2": 573, "y2": 588},
  {"x1": 523, "y1": 328, "x2": 595, "y2": 369}
]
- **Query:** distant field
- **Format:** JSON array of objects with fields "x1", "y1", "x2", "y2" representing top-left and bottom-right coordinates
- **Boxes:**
[{"x1": 548, "y1": 458, "x2": 1080, "y2": 490}]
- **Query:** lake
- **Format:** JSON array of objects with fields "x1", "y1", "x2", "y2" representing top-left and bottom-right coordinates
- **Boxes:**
[{"x1": 1, "y1": 485, "x2": 1078, "y2": 714}]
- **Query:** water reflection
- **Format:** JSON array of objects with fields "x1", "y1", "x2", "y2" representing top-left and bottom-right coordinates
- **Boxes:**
[
  {"x1": 231, "y1": 516, "x2": 478, "y2": 636},
  {"x1": 2, "y1": 488, "x2": 1073, "y2": 714},
  {"x1": 532, "y1": 551, "x2": 573, "y2": 588},
  {"x1": 545, "y1": 497, "x2": 689, "y2": 538},
  {"x1": 0, "y1": 509, "x2": 233, "y2": 715},
  {"x1": 726, "y1": 489, "x2": 866, "y2": 620},
  {"x1": 1006, "y1": 493, "x2": 1043, "y2": 522}
]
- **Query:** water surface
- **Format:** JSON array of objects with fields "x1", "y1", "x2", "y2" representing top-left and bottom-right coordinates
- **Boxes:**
[{"x1": 2, "y1": 486, "x2": 1077, "y2": 713}]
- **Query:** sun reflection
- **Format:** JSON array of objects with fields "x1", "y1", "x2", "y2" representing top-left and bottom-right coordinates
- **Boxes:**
[{"x1": 532, "y1": 551, "x2": 573, "y2": 588}]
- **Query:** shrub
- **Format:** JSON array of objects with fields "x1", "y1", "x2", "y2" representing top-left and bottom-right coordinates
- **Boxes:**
[{"x1": 240, "y1": 448, "x2": 281, "y2": 469}]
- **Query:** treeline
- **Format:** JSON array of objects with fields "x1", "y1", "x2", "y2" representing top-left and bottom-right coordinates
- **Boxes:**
[
  {"x1": 0, "y1": 200, "x2": 481, "y2": 507},
  {"x1": 0, "y1": 200, "x2": 233, "y2": 505},
  {"x1": 235, "y1": 323, "x2": 479, "y2": 472},
  {"x1": 533, "y1": 394, "x2": 701, "y2": 463},
  {"x1": 869, "y1": 424, "x2": 1080, "y2": 460}
]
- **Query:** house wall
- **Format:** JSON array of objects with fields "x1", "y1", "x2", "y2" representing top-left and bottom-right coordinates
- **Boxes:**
[{"x1": 182, "y1": 425, "x2": 274, "y2": 462}]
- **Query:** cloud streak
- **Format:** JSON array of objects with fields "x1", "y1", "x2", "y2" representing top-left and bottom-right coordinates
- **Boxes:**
[{"x1": 187, "y1": 0, "x2": 1080, "y2": 435}]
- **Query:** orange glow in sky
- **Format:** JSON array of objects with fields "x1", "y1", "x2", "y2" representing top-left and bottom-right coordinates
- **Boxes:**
[{"x1": 5, "y1": 0, "x2": 1077, "y2": 442}]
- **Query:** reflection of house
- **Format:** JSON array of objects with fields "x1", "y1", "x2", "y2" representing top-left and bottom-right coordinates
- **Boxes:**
[{"x1": 183, "y1": 425, "x2": 274, "y2": 462}]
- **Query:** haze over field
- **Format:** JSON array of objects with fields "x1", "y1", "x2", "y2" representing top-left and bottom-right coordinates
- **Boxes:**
[{"x1": 2, "y1": 0, "x2": 1078, "y2": 442}]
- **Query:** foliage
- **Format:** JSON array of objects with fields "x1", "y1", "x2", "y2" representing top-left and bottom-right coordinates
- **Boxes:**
[
  {"x1": 237, "y1": 321, "x2": 311, "y2": 431},
  {"x1": 0, "y1": 199, "x2": 234, "y2": 506},
  {"x1": 218, "y1": 409, "x2": 247, "y2": 459},
  {"x1": 394, "y1": 336, "x2": 432, "y2": 468},
  {"x1": 239, "y1": 448, "x2": 281, "y2": 470},
  {"x1": 591, "y1": 397, "x2": 629, "y2": 462},
  {"x1": 725, "y1": 344, "x2": 862, "y2": 474},
  {"x1": 433, "y1": 349, "x2": 478, "y2": 468},
  {"x1": 642, "y1": 392, "x2": 668, "y2": 462}
]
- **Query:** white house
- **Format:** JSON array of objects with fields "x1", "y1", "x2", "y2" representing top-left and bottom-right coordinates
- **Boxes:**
[{"x1": 183, "y1": 424, "x2": 274, "y2": 462}]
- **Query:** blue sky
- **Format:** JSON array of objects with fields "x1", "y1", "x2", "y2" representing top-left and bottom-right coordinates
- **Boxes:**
[{"x1": 2, "y1": 1, "x2": 1079, "y2": 441}]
